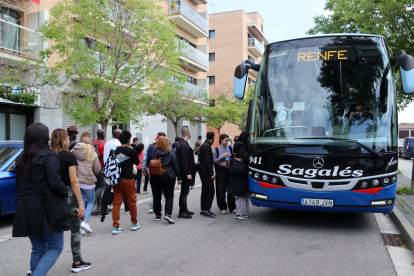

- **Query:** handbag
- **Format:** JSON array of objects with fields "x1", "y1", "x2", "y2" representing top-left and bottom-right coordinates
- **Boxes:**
[
  {"x1": 102, "y1": 189, "x2": 114, "y2": 205},
  {"x1": 43, "y1": 150, "x2": 70, "y2": 228},
  {"x1": 149, "y1": 157, "x2": 163, "y2": 175},
  {"x1": 229, "y1": 150, "x2": 248, "y2": 176}
]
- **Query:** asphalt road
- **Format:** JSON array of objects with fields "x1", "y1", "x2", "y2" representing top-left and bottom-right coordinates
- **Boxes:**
[{"x1": 0, "y1": 177, "x2": 395, "y2": 276}]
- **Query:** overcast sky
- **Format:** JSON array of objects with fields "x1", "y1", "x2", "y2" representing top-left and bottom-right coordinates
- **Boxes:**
[{"x1": 207, "y1": 0, "x2": 331, "y2": 42}]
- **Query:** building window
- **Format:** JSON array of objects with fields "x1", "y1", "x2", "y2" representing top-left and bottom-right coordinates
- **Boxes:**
[
  {"x1": 261, "y1": 24, "x2": 263, "y2": 33},
  {"x1": 187, "y1": 75, "x2": 196, "y2": 85},
  {"x1": 208, "y1": 76, "x2": 215, "y2": 85},
  {"x1": 208, "y1": 30, "x2": 215, "y2": 39},
  {"x1": 209, "y1": 53, "x2": 215, "y2": 62}
]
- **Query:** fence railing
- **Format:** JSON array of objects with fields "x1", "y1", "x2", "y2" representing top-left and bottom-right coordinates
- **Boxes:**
[
  {"x1": 0, "y1": 19, "x2": 43, "y2": 59},
  {"x1": 169, "y1": 0, "x2": 208, "y2": 33},
  {"x1": 175, "y1": 81, "x2": 208, "y2": 99},
  {"x1": 177, "y1": 39, "x2": 208, "y2": 68},
  {"x1": 248, "y1": 37, "x2": 264, "y2": 54}
]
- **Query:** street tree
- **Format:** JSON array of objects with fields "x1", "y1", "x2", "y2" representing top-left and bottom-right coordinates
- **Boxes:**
[
  {"x1": 306, "y1": 0, "x2": 414, "y2": 109},
  {"x1": 40, "y1": 0, "x2": 183, "y2": 131},
  {"x1": 139, "y1": 83, "x2": 208, "y2": 136},
  {"x1": 228, "y1": 86, "x2": 255, "y2": 131}
]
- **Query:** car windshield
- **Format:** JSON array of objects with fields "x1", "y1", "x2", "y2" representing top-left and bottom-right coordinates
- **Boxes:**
[
  {"x1": 0, "y1": 147, "x2": 20, "y2": 169},
  {"x1": 251, "y1": 36, "x2": 398, "y2": 152}
]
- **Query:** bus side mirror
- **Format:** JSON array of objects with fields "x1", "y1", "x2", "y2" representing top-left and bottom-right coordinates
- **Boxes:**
[
  {"x1": 234, "y1": 60, "x2": 260, "y2": 100},
  {"x1": 392, "y1": 50, "x2": 414, "y2": 94}
]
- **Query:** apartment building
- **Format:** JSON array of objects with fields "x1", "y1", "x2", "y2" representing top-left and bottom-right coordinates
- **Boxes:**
[
  {"x1": 0, "y1": 0, "x2": 208, "y2": 147},
  {"x1": 207, "y1": 10, "x2": 268, "y2": 144}
]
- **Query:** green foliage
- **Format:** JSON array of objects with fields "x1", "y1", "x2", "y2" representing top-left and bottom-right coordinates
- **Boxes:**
[
  {"x1": 0, "y1": 58, "x2": 59, "y2": 107},
  {"x1": 205, "y1": 85, "x2": 255, "y2": 134},
  {"x1": 40, "y1": 0, "x2": 183, "y2": 130},
  {"x1": 139, "y1": 82, "x2": 208, "y2": 136},
  {"x1": 307, "y1": 0, "x2": 414, "y2": 110},
  {"x1": 396, "y1": 186, "x2": 414, "y2": 195}
]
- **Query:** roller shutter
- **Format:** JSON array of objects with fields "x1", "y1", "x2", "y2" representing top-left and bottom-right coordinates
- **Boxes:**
[{"x1": 62, "y1": 114, "x2": 95, "y2": 140}]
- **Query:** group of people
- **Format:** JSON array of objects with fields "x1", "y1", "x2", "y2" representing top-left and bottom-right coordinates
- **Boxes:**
[{"x1": 12, "y1": 122, "x2": 251, "y2": 276}]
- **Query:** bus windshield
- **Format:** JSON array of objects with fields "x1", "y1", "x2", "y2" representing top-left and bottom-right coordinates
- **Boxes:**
[{"x1": 252, "y1": 36, "x2": 398, "y2": 152}]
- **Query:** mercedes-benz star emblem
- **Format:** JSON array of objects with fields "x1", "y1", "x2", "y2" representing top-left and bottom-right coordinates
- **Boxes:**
[{"x1": 313, "y1": 157, "x2": 324, "y2": 169}]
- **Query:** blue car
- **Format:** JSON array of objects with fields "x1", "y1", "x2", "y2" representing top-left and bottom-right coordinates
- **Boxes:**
[{"x1": 0, "y1": 141, "x2": 23, "y2": 216}]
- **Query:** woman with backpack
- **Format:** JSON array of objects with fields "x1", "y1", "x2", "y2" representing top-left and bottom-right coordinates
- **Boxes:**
[
  {"x1": 13, "y1": 123, "x2": 70, "y2": 276},
  {"x1": 72, "y1": 132, "x2": 101, "y2": 233},
  {"x1": 51, "y1": 129, "x2": 91, "y2": 273},
  {"x1": 149, "y1": 137, "x2": 182, "y2": 224},
  {"x1": 228, "y1": 131, "x2": 251, "y2": 219},
  {"x1": 213, "y1": 134, "x2": 236, "y2": 214}
]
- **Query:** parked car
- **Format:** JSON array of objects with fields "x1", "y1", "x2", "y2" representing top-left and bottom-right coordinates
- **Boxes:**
[
  {"x1": 400, "y1": 137, "x2": 414, "y2": 160},
  {"x1": 0, "y1": 141, "x2": 23, "y2": 216}
]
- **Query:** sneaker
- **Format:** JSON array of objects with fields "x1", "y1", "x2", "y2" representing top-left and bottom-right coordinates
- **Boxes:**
[
  {"x1": 137, "y1": 192, "x2": 141, "y2": 195},
  {"x1": 125, "y1": 210, "x2": 130, "y2": 213},
  {"x1": 112, "y1": 227, "x2": 123, "y2": 235},
  {"x1": 131, "y1": 223, "x2": 140, "y2": 231},
  {"x1": 155, "y1": 215, "x2": 161, "y2": 221},
  {"x1": 164, "y1": 215, "x2": 175, "y2": 224},
  {"x1": 80, "y1": 229, "x2": 86, "y2": 235},
  {"x1": 27, "y1": 270, "x2": 31, "y2": 276},
  {"x1": 149, "y1": 207, "x2": 154, "y2": 213},
  {"x1": 233, "y1": 210, "x2": 237, "y2": 213},
  {"x1": 143, "y1": 191, "x2": 149, "y2": 194},
  {"x1": 81, "y1": 221, "x2": 92, "y2": 233},
  {"x1": 191, "y1": 185, "x2": 194, "y2": 189},
  {"x1": 71, "y1": 260, "x2": 92, "y2": 273},
  {"x1": 186, "y1": 210, "x2": 195, "y2": 215},
  {"x1": 235, "y1": 215, "x2": 248, "y2": 220},
  {"x1": 178, "y1": 213, "x2": 192, "y2": 219},
  {"x1": 205, "y1": 211, "x2": 216, "y2": 218},
  {"x1": 221, "y1": 210, "x2": 227, "y2": 214}
]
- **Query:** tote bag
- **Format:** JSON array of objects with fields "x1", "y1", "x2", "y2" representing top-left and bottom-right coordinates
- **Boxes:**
[{"x1": 229, "y1": 151, "x2": 248, "y2": 176}]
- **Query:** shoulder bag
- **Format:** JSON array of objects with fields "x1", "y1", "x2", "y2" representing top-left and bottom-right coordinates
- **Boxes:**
[
  {"x1": 229, "y1": 150, "x2": 248, "y2": 176},
  {"x1": 43, "y1": 150, "x2": 70, "y2": 228}
]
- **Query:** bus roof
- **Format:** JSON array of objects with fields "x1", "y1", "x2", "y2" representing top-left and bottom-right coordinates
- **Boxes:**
[{"x1": 268, "y1": 33, "x2": 385, "y2": 46}]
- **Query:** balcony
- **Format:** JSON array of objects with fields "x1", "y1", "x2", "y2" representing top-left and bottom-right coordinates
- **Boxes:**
[
  {"x1": 168, "y1": 0, "x2": 208, "y2": 38},
  {"x1": 177, "y1": 40, "x2": 208, "y2": 72},
  {"x1": 192, "y1": 0, "x2": 208, "y2": 4},
  {"x1": 247, "y1": 23, "x2": 269, "y2": 45},
  {"x1": 182, "y1": 82, "x2": 208, "y2": 100},
  {"x1": 248, "y1": 37, "x2": 264, "y2": 57},
  {"x1": 0, "y1": 19, "x2": 43, "y2": 60}
]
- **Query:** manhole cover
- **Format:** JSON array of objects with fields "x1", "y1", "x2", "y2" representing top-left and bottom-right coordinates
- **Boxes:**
[{"x1": 381, "y1": 233, "x2": 403, "y2": 247}]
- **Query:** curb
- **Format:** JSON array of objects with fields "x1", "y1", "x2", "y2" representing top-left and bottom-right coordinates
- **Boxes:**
[{"x1": 390, "y1": 206, "x2": 414, "y2": 252}]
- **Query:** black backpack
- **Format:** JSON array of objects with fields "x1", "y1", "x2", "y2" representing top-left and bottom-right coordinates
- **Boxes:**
[{"x1": 94, "y1": 140, "x2": 104, "y2": 161}]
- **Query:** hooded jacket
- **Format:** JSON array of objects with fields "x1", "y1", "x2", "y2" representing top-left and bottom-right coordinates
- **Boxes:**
[
  {"x1": 150, "y1": 148, "x2": 182, "y2": 181},
  {"x1": 228, "y1": 142, "x2": 250, "y2": 197},
  {"x1": 72, "y1": 144, "x2": 101, "y2": 185}
]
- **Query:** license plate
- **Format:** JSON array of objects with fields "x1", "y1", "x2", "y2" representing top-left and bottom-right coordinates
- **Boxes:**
[{"x1": 301, "y1": 198, "x2": 334, "y2": 207}]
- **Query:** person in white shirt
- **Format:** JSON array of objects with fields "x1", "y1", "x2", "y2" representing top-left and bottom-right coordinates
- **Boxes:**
[
  {"x1": 275, "y1": 101, "x2": 294, "y2": 128},
  {"x1": 103, "y1": 129, "x2": 122, "y2": 165}
]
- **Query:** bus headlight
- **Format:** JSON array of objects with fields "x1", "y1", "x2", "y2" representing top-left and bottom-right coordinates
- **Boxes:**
[
  {"x1": 372, "y1": 179, "x2": 380, "y2": 187},
  {"x1": 249, "y1": 171, "x2": 253, "y2": 176},
  {"x1": 361, "y1": 181, "x2": 368, "y2": 189},
  {"x1": 391, "y1": 175, "x2": 397, "y2": 182},
  {"x1": 251, "y1": 192, "x2": 267, "y2": 200},
  {"x1": 271, "y1": 177, "x2": 278, "y2": 184},
  {"x1": 383, "y1": 178, "x2": 390, "y2": 185},
  {"x1": 254, "y1": 173, "x2": 260, "y2": 179},
  {"x1": 262, "y1": 175, "x2": 269, "y2": 181}
]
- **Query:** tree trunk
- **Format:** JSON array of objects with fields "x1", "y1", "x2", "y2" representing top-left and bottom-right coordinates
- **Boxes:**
[
  {"x1": 218, "y1": 127, "x2": 221, "y2": 136},
  {"x1": 173, "y1": 121, "x2": 179, "y2": 137},
  {"x1": 99, "y1": 120, "x2": 108, "y2": 141}
]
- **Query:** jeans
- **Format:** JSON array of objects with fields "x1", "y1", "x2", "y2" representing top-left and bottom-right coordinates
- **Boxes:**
[
  {"x1": 150, "y1": 172, "x2": 175, "y2": 216},
  {"x1": 136, "y1": 169, "x2": 149, "y2": 193},
  {"x1": 200, "y1": 174, "x2": 215, "y2": 212},
  {"x1": 80, "y1": 188, "x2": 95, "y2": 223},
  {"x1": 215, "y1": 166, "x2": 236, "y2": 211},
  {"x1": 29, "y1": 231, "x2": 64, "y2": 276},
  {"x1": 94, "y1": 171, "x2": 106, "y2": 208},
  {"x1": 179, "y1": 176, "x2": 193, "y2": 214}
]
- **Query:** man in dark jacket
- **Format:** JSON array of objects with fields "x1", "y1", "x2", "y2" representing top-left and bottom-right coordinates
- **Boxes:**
[
  {"x1": 175, "y1": 126, "x2": 196, "y2": 219},
  {"x1": 199, "y1": 131, "x2": 216, "y2": 218},
  {"x1": 67, "y1": 125, "x2": 79, "y2": 151}
]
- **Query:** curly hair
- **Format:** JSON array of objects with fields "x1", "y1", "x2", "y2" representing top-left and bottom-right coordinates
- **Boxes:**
[{"x1": 154, "y1": 136, "x2": 170, "y2": 152}]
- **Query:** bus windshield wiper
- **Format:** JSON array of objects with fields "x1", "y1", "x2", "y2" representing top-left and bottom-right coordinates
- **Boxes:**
[{"x1": 294, "y1": 137, "x2": 384, "y2": 159}]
